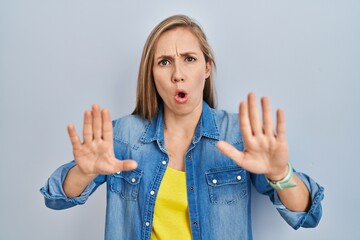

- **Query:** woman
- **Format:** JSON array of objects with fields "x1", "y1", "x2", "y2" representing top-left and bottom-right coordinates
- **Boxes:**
[{"x1": 41, "y1": 15, "x2": 324, "y2": 240}]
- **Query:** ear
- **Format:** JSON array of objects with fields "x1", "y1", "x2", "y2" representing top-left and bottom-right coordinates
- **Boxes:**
[{"x1": 205, "y1": 60, "x2": 212, "y2": 79}]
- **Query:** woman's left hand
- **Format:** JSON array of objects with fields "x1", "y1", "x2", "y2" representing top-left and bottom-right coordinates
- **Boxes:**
[{"x1": 217, "y1": 92, "x2": 290, "y2": 181}]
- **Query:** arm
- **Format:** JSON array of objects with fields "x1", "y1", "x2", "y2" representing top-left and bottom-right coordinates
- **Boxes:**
[
  {"x1": 40, "y1": 160, "x2": 104, "y2": 210},
  {"x1": 272, "y1": 172, "x2": 310, "y2": 211},
  {"x1": 40, "y1": 105, "x2": 138, "y2": 209},
  {"x1": 250, "y1": 170, "x2": 324, "y2": 229},
  {"x1": 217, "y1": 93, "x2": 310, "y2": 212}
]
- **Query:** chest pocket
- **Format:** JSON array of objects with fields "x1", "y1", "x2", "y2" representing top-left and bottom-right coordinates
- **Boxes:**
[
  {"x1": 205, "y1": 166, "x2": 248, "y2": 205},
  {"x1": 109, "y1": 169, "x2": 143, "y2": 201}
]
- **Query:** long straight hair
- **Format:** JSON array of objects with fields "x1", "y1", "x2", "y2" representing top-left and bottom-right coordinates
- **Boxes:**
[{"x1": 132, "y1": 15, "x2": 216, "y2": 121}]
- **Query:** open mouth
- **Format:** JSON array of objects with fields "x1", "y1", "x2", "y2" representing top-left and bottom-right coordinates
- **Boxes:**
[
  {"x1": 175, "y1": 89, "x2": 188, "y2": 103},
  {"x1": 178, "y1": 92, "x2": 186, "y2": 98}
]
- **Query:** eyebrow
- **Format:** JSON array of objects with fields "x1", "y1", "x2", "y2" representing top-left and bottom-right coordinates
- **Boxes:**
[{"x1": 155, "y1": 51, "x2": 198, "y2": 61}]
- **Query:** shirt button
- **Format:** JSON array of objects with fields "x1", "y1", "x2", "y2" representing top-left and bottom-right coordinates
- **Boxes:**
[
  {"x1": 189, "y1": 186, "x2": 194, "y2": 191},
  {"x1": 145, "y1": 221, "x2": 150, "y2": 227},
  {"x1": 150, "y1": 190, "x2": 155, "y2": 195},
  {"x1": 237, "y1": 175, "x2": 242, "y2": 181},
  {"x1": 162, "y1": 160, "x2": 167, "y2": 165},
  {"x1": 193, "y1": 221, "x2": 198, "y2": 226},
  {"x1": 212, "y1": 179, "x2": 217, "y2": 184},
  {"x1": 131, "y1": 178, "x2": 136, "y2": 183},
  {"x1": 187, "y1": 155, "x2": 192, "y2": 160}
]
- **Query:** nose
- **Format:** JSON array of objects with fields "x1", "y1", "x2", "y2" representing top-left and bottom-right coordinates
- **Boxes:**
[
  {"x1": 171, "y1": 61, "x2": 185, "y2": 83},
  {"x1": 173, "y1": 77, "x2": 184, "y2": 83}
]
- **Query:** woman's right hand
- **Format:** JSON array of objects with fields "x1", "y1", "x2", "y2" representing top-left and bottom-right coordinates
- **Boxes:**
[{"x1": 67, "y1": 104, "x2": 138, "y2": 179}]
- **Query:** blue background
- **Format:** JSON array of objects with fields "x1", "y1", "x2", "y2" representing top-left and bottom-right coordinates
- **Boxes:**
[{"x1": 1, "y1": 0, "x2": 359, "y2": 239}]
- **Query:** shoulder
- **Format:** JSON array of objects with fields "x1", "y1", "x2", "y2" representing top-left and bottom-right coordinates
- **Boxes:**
[
  {"x1": 112, "y1": 114, "x2": 148, "y2": 128},
  {"x1": 212, "y1": 108, "x2": 239, "y2": 130},
  {"x1": 212, "y1": 108, "x2": 242, "y2": 145},
  {"x1": 112, "y1": 114, "x2": 149, "y2": 142}
]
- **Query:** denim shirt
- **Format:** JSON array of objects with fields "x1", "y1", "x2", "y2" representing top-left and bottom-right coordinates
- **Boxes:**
[{"x1": 40, "y1": 102, "x2": 324, "y2": 240}]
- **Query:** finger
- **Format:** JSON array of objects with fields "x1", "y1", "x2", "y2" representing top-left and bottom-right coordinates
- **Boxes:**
[
  {"x1": 248, "y1": 93, "x2": 262, "y2": 135},
  {"x1": 102, "y1": 109, "x2": 113, "y2": 141},
  {"x1": 261, "y1": 97, "x2": 274, "y2": 136},
  {"x1": 239, "y1": 101, "x2": 252, "y2": 140},
  {"x1": 113, "y1": 160, "x2": 138, "y2": 172},
  {"x1": 216, "y1": 141, "x2": 245, "y2": 166},
  {"x1": 276, "y1": 109, "x2": 287, "y2": 142},
  {"x1": 67, "y1": 124, "x2": 81, "y2": 151},
  {"x1": 217, "y1": 141, "x2": 264, "y2": 174},
  {"x1": 92, "y1": 104, "x2": 102, "y2": 140},
  {"x1": 83, "y1": 110, "x2": 93, "y2": 143}
]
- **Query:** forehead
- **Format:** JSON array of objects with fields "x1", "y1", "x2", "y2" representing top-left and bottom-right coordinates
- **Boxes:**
[{"x1": 154, "y1": 27, "x2": 202, "y2": 55}]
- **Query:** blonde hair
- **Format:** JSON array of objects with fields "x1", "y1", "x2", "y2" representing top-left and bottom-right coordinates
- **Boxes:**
[{"x1": 132, "y1": 14, "x2": 216, "y2": 121}]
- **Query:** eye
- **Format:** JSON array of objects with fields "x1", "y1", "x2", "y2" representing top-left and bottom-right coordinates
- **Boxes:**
[
  {"x1": 185, "y1": 56, "x2": 196, "y2": 62},
  {"x1": 159, "y1": 59, "x2": 170, "y2": 66}
]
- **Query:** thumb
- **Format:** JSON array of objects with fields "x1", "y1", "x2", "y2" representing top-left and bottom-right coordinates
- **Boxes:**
[
  {"x1": 113, "y1": 159, "x2": 138, "y2": 173},
  {"x1": 217, "y1": 141, "x2": 245, "y2": 167}
]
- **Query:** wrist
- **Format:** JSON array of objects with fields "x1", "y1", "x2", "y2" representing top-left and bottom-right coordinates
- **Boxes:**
[
  {"x1": 266, "y1": 162, "x2": 297, "y2": 190},
  {"x1": 73, "y1": 165, "x2": 98, "y2": 181},
  {"x1": 266, "y1": 164, "x2": 289, "y2": 182},
  {"x1": 63, "y1": 166, "x2": 97, "y2": 198}
]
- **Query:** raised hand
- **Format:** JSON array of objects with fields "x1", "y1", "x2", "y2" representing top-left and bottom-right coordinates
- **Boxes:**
[
  {"x1": 67, "y1": 104, "x2": 138, "y2": 178},
  {"x1": 217, "y1": 93, "x2": 289, "y2": 181}
]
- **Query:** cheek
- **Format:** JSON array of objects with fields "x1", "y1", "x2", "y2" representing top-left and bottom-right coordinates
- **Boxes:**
[
  {"x1": 153, "y1": 68, "x2": 170, "y2": 85},
  {"x1": 192, "y1": 75, "x2": 206, "y2": 94},
  {"x1": 153, "y1": 80, "x2": 165, "y2": 97},
  {"x1": 196, "y1": 69, "x2": 207, "y2": 86},
  {"x1": 153, "y1": 75, "x2": 170, "y2": 99},
  {"x1": 153, "y1": 71, "x2": 165, "y2": 89}
]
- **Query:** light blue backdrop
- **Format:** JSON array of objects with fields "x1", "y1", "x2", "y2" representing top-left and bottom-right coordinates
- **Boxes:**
[{"x1": 1, "y1": 1, "x2": 359, "y2": 239}]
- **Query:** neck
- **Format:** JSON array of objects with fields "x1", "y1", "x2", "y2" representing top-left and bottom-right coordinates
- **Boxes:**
[{"x1": 163, "y1": 106, "x2": 202, "y2": 137}]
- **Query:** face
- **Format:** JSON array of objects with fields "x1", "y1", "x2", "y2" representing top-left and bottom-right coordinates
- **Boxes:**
[{"x1": 152, "y1": 27, "x2": 211, "y2": 118}]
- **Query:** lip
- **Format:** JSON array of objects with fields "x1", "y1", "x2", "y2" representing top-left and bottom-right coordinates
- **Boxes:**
[{"x1": 175, "y1": 89, "x2": 188, "y2": 103}]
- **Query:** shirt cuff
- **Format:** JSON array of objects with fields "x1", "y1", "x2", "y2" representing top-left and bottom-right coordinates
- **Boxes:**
[
  {"x1": 273, "y1": 172, "x2": 324, "y2": 229},
  {"x1": 40, "y1": 161, "x2": 98, "y2": 210}
]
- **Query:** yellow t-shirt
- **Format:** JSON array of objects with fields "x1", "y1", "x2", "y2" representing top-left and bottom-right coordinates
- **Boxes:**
[{"x1": 151, "y1": 167, "x2": 192, "y2": 240}]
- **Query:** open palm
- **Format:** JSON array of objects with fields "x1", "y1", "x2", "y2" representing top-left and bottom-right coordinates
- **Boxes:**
[
  {"x1": 217, "y1": 93, "x2": 289, "y2": 181},
  {"x1": 67, "y1": 104, "x2": 137, "y2": 178}
]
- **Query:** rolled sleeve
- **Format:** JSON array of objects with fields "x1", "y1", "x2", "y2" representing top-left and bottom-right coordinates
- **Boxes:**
[
  {"x1": 272, "y1": 172, "x2": 324, "y2": 229},
  {"x1": 40, "y1": 161, "x2": 103, "y2": 210}
]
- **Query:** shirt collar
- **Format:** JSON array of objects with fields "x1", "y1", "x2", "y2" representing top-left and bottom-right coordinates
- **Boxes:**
[{"x1": 140, "y1": 101, "x2": 220, "y2": 144}]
